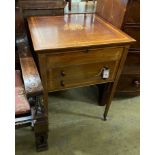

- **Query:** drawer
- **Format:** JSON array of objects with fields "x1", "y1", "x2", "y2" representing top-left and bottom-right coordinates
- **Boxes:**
[
  {"x1": 117, "y1": 74, "x2": 140, "y2": 92},
  {"x1": 47, "y1": 61, "x2": 120, "y2": 91},
  {"x1": 46, "y1": 47, "x2": 123, "y2": 68}
]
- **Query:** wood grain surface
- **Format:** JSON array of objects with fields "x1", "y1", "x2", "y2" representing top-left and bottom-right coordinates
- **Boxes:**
[{"x1": 28, "y1": 14, "x2": 135, "y2": 52}]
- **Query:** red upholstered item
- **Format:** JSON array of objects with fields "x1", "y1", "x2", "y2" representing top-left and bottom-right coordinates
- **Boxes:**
[{"x1": 15, "y1": 70, "x2": 30, "y2": 115}]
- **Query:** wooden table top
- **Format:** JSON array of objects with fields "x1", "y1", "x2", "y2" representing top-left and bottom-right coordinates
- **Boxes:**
[{"x1": 28, "y1": 14, "x2": 135, "y2": 52}]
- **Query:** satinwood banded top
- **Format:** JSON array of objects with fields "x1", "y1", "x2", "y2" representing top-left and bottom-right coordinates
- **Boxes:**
[{"x1": 27, "y1": 14, "x2": 135, "y2": 52}]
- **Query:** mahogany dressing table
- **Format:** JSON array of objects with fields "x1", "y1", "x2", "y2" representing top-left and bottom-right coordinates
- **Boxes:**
[{"x1": 27, "y1": 14, "x2": 135, "y2": 120}]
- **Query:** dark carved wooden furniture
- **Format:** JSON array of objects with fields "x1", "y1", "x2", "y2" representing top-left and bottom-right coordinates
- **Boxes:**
[
  {"x1": 15, "y1": 0, "x2": 66, "y2": 69},
  {"x1": 18, "y1": 0, "x2": 66, "y2": 17},
  {"x1": 15, "y1": 0, "x2": 48, "y2": 151},
  {"x1": 15, "y1": 0, "x2": 56, "y2": 151},
  {"x1": 96, "y1": 0, "x2": 140, "y2": 96},
  {"x1": 27, "y1": 14, "x2": 135, "y2": 120},
  {"x1": 15, "y1": 41, "x2": 48, "y2": 151},
  {"x1": 116, "y1": 0, "x2": 140, "y2": 96}
]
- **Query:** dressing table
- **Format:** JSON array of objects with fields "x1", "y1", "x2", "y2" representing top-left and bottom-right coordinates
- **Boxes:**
[{"x1": 27, "y1": 14, "x2": 135, "y2": 120}]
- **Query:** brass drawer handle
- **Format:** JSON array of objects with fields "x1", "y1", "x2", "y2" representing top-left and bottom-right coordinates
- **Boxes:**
[{"x1": 60, "y1": 80, "x2": 65, "y2": 87}]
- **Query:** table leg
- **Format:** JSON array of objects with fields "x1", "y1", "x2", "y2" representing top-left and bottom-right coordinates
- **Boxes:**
[
  {"x1": 98, "y1": 83, "x2": 112, "y2": 106},
  {"x1": 102, "y1": 82, "x2": 115, "y2": 121},
  {"x1": 100, "y1": 47, "x2": 129, "y2": 120}
]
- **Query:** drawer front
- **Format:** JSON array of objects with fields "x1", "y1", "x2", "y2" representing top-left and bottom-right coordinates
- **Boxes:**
[
  {"x1": 47, "y1": 47, "x2": 123, "y2": 68},
  {"x1": 47, "y1": 61, "x2": 120, "y2": 91},
  {"x1": 117, "y1": 74, "x2": 140, "y2": 92}
]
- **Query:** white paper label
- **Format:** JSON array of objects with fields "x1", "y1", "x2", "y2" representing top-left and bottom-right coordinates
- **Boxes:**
[{"x1": 102, "y1": 68, "x2": 110, "y2": 79}]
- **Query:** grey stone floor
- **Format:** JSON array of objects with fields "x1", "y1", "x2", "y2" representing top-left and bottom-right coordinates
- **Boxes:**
[{"x1": 16, "y1": 86, "x2": 140, "y2": 155}]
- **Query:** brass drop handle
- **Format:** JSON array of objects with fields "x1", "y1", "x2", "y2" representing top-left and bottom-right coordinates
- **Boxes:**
[
  {"x1": 61, "y1": 70, "x2": 66, "y2": 76},
  {"x1": 133, "y1": 80, "x2": 140, "y2": 88},
  {"x1": 60, "y1": 80, "x2": 65, "y2": 87}
]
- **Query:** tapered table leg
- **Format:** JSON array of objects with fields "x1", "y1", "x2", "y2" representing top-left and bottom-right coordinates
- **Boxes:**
[{"x1": 99, "y1": 47, "x2": 129, "y2": 121}]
